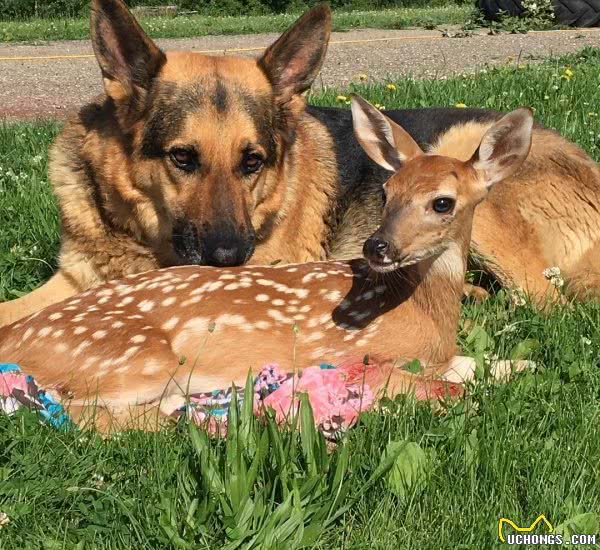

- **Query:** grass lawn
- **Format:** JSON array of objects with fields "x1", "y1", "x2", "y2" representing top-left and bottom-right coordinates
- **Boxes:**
[
  {"x1": 1, "y1": 49, "x2": 600, "y2": 548},
  {"x1": 0, "y1": 5, "x2": 470, "y2": 43}
]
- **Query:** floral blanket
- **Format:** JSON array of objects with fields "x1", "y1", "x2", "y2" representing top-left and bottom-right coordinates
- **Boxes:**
[
  {"x1": 0, "y1": 363, "x2": 71, "y2": 429},
  {"x1": 1, "y1": 361, "x2": 461, "y2": 438},
  {"x1": 0, "y1": 362, "x2": 376, "y2": 438},
  {"x1": 172, "y1": 363, "x2": 375, "y2": 439}
]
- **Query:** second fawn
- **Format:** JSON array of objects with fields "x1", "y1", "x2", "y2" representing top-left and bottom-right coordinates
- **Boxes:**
[{"x1": 0, "y1": 98, "x2": 534, "y2": 429}]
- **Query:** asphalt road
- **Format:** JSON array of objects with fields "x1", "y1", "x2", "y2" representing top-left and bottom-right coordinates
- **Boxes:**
[{"x1": 1, "y1": 26, "x2": 599, "y2": 119}]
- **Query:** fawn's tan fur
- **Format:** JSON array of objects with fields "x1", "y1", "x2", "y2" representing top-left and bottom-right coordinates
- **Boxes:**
[{"x1": 0, "y1": 102, "x2": 533, "y2": 430}]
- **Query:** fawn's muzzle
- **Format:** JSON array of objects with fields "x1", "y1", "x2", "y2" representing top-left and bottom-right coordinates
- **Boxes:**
[{"x1": 363, "y1": 236, "x2": 390, "y2": 262}]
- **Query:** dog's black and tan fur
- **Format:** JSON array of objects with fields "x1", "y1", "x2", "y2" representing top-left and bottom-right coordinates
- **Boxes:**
[{"x1": 1, "y1": 0, "x2": 599, "y2": 326}]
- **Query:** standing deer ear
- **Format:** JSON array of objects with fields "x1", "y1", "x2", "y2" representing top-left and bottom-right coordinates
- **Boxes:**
[
  {"x1": 90, "y1": 0, "x2": 166, "y2": 122},
  {"x1": 258, "y1": 4, "x2": 331, "y2": 104},
  {"x1": 350, "y1": 94, "x2": 423, "y2": 172},
  {"x1": 470, "y1": 108, "x2": 533, "y2": 189}
]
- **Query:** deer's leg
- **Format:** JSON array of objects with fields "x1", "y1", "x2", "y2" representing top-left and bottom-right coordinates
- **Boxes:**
[
  {"x1": 354, "y1": 362, "x2": 465, "y2": 401},
  {"x1": 462, "y1": 283, "x2": 490, "y2": 303},
  {"x1": 440, "y1": 355, "x2": 535, "y2": 384},
  {"x1": 0, "y1": 271, "x2": 80, "y2": 328},
  {"x1": 64, "y1": 402, "x2": 173, "y2": 433}
]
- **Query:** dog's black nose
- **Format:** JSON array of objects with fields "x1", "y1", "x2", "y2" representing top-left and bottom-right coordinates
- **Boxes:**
[
  {"x1": 212, "y1": 246, "x2": 242, "y2": 267},
  {"x1": 203, "y1": 231, "x2": 255, "y2": 267},
  {"x1": 363, "y1": 236, "x2": 389, "y2": 261}
]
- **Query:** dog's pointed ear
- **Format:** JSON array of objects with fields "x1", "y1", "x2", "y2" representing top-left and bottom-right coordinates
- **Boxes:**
[
  {"x1": 350, "y1": 94, "x2": 423, "y2": 172},
  {"x1": 470, "y1": 107, "x2": 533, "y2": 189},
  {"x1": 90, "y1": 0, "x2": 166, "y2": 118},
  {"x1": 258, "y1": 4, "x2": 331, "y2": 103}
]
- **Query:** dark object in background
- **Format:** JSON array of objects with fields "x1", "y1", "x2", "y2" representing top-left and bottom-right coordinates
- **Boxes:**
[{"x1": 477, "y1": 0, "x2": 600, "y2": 27}]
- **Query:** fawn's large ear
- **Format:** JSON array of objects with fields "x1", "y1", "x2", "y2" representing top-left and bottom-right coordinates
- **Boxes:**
[
  {"x1": 90, "y1": 0, "x2": 166, "y2": 120},
  {"x1": 350, "y1": 94, "x2": 423, "y2": 172},
  {"x1": 470, "y1": 108, "x2": 533, "y2": 189},
  {"x1": 258, "y1": 4, "x2": 331, "y2": 103}
]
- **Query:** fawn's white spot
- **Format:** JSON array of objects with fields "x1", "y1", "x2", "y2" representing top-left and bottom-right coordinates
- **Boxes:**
[
  {"x1": 72, "y1": 340, "x2": 91, "y2": 358},
  {"x1": 138, "y1": 300, "x2": 155, "y2": 312},
  {"x1": 267, "y1": 309, "x2": 293, "y2": 324},
  {"x1": 338, "y1": 300, "x2": 351, "y2": 311},
  {"x1": 142, "y1": 360, "x2": 163, "y2": 375},
  {"x1": 303, "y1": 332, "x2": 324, "y2": 343},
  {"x1": 206, "y1": 281, "x2": 224, "y2": 292},
  {"x1": 172, "y1": 317, "x2": 209, "y2": 348},
  {"x1": 162, "y1": 317, "x2": 179, "y2": 331}
]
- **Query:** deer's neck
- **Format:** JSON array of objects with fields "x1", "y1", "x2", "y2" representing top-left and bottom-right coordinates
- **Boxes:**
[
  {"x1": 369, "y1": 227, "x2": 471, "y2": 358},
  {"x1": 416, "y1": 222, "x2": 472, "y2": 330}
]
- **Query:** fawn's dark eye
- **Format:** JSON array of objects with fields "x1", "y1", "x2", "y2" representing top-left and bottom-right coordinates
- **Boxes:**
[
  {"x1": 169, "y1": 147, "x2": 198, "y2": 172},
  {"x1": 432, "y1": 197, "x2": 455, "y2": 214},
  {"x1": 241, "y1": 152, "x2": 264, "y2": 176}
]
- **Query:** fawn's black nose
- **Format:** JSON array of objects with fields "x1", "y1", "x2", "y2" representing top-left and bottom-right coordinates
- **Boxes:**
[{"x1": 363, "y1": 236, "x2": 390, "y2": 261}]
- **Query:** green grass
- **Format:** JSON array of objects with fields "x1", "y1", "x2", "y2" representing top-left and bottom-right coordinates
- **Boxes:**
[
  {"x1": 0, "y1": 5, "x2": 469, "y2": 42},
  {"x1": 1, "y1": 49, "x2": 600, "y2": 548}
]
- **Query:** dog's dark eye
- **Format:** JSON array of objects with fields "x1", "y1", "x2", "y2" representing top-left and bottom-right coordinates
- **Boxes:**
[
  {"x1": 432, "y1": 197, "x2": 455, "y2": 213},
  {"x1": 169, "y1": 147, "x2": 198, "y2": 172},
  {"x1": 241, "y1": 152, "x2": 264, "y2": 175}
]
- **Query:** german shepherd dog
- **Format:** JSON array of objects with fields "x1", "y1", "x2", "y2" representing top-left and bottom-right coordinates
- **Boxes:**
[{"x1": 1, "y1": 0, "x2": 599, "y2": 327}]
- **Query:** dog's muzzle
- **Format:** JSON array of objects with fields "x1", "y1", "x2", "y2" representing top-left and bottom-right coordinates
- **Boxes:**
[{"x1": 172, "y1": 221, "x2": 255, "y2": 267}]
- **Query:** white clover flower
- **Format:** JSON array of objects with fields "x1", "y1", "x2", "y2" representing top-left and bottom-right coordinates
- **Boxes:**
[
  {"x1": 511, "y1": 288, "x2": 527, "y2": 306},
  {"x1": 0, "y1": 512, "x2": 9, "y2": 528},
  {"x1": 543, "y1": 266, "x2": 561, "y2": 279},
  {"x1": 543, "y1": 266, "x2": 564, "y2": 288}
]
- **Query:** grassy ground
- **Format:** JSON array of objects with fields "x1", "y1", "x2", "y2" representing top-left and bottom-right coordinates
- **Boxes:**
[
  {"x1": 0, "y1": 5, "x2": 469, "y2": 42},
  {"x1": 1, "y1": 49, "x2": 600, "y2": 548}
]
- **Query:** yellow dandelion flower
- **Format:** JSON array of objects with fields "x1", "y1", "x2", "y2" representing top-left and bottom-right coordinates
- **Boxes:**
[
  {"x1": 386, "y1": 83, "x2": 397, "y2": 91},
  {"x1": 357, "y1": 73, "x2": 368, "y2": 82},
  {"x1": 561, "y1": 67, "x2": 574, "y2": 81},
  {"x1": 455, "y1": 103, "x2": 467, "y2": 108},
  {"x1": 336, "y1": 95, "x2": 348, "y2": 102}
]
